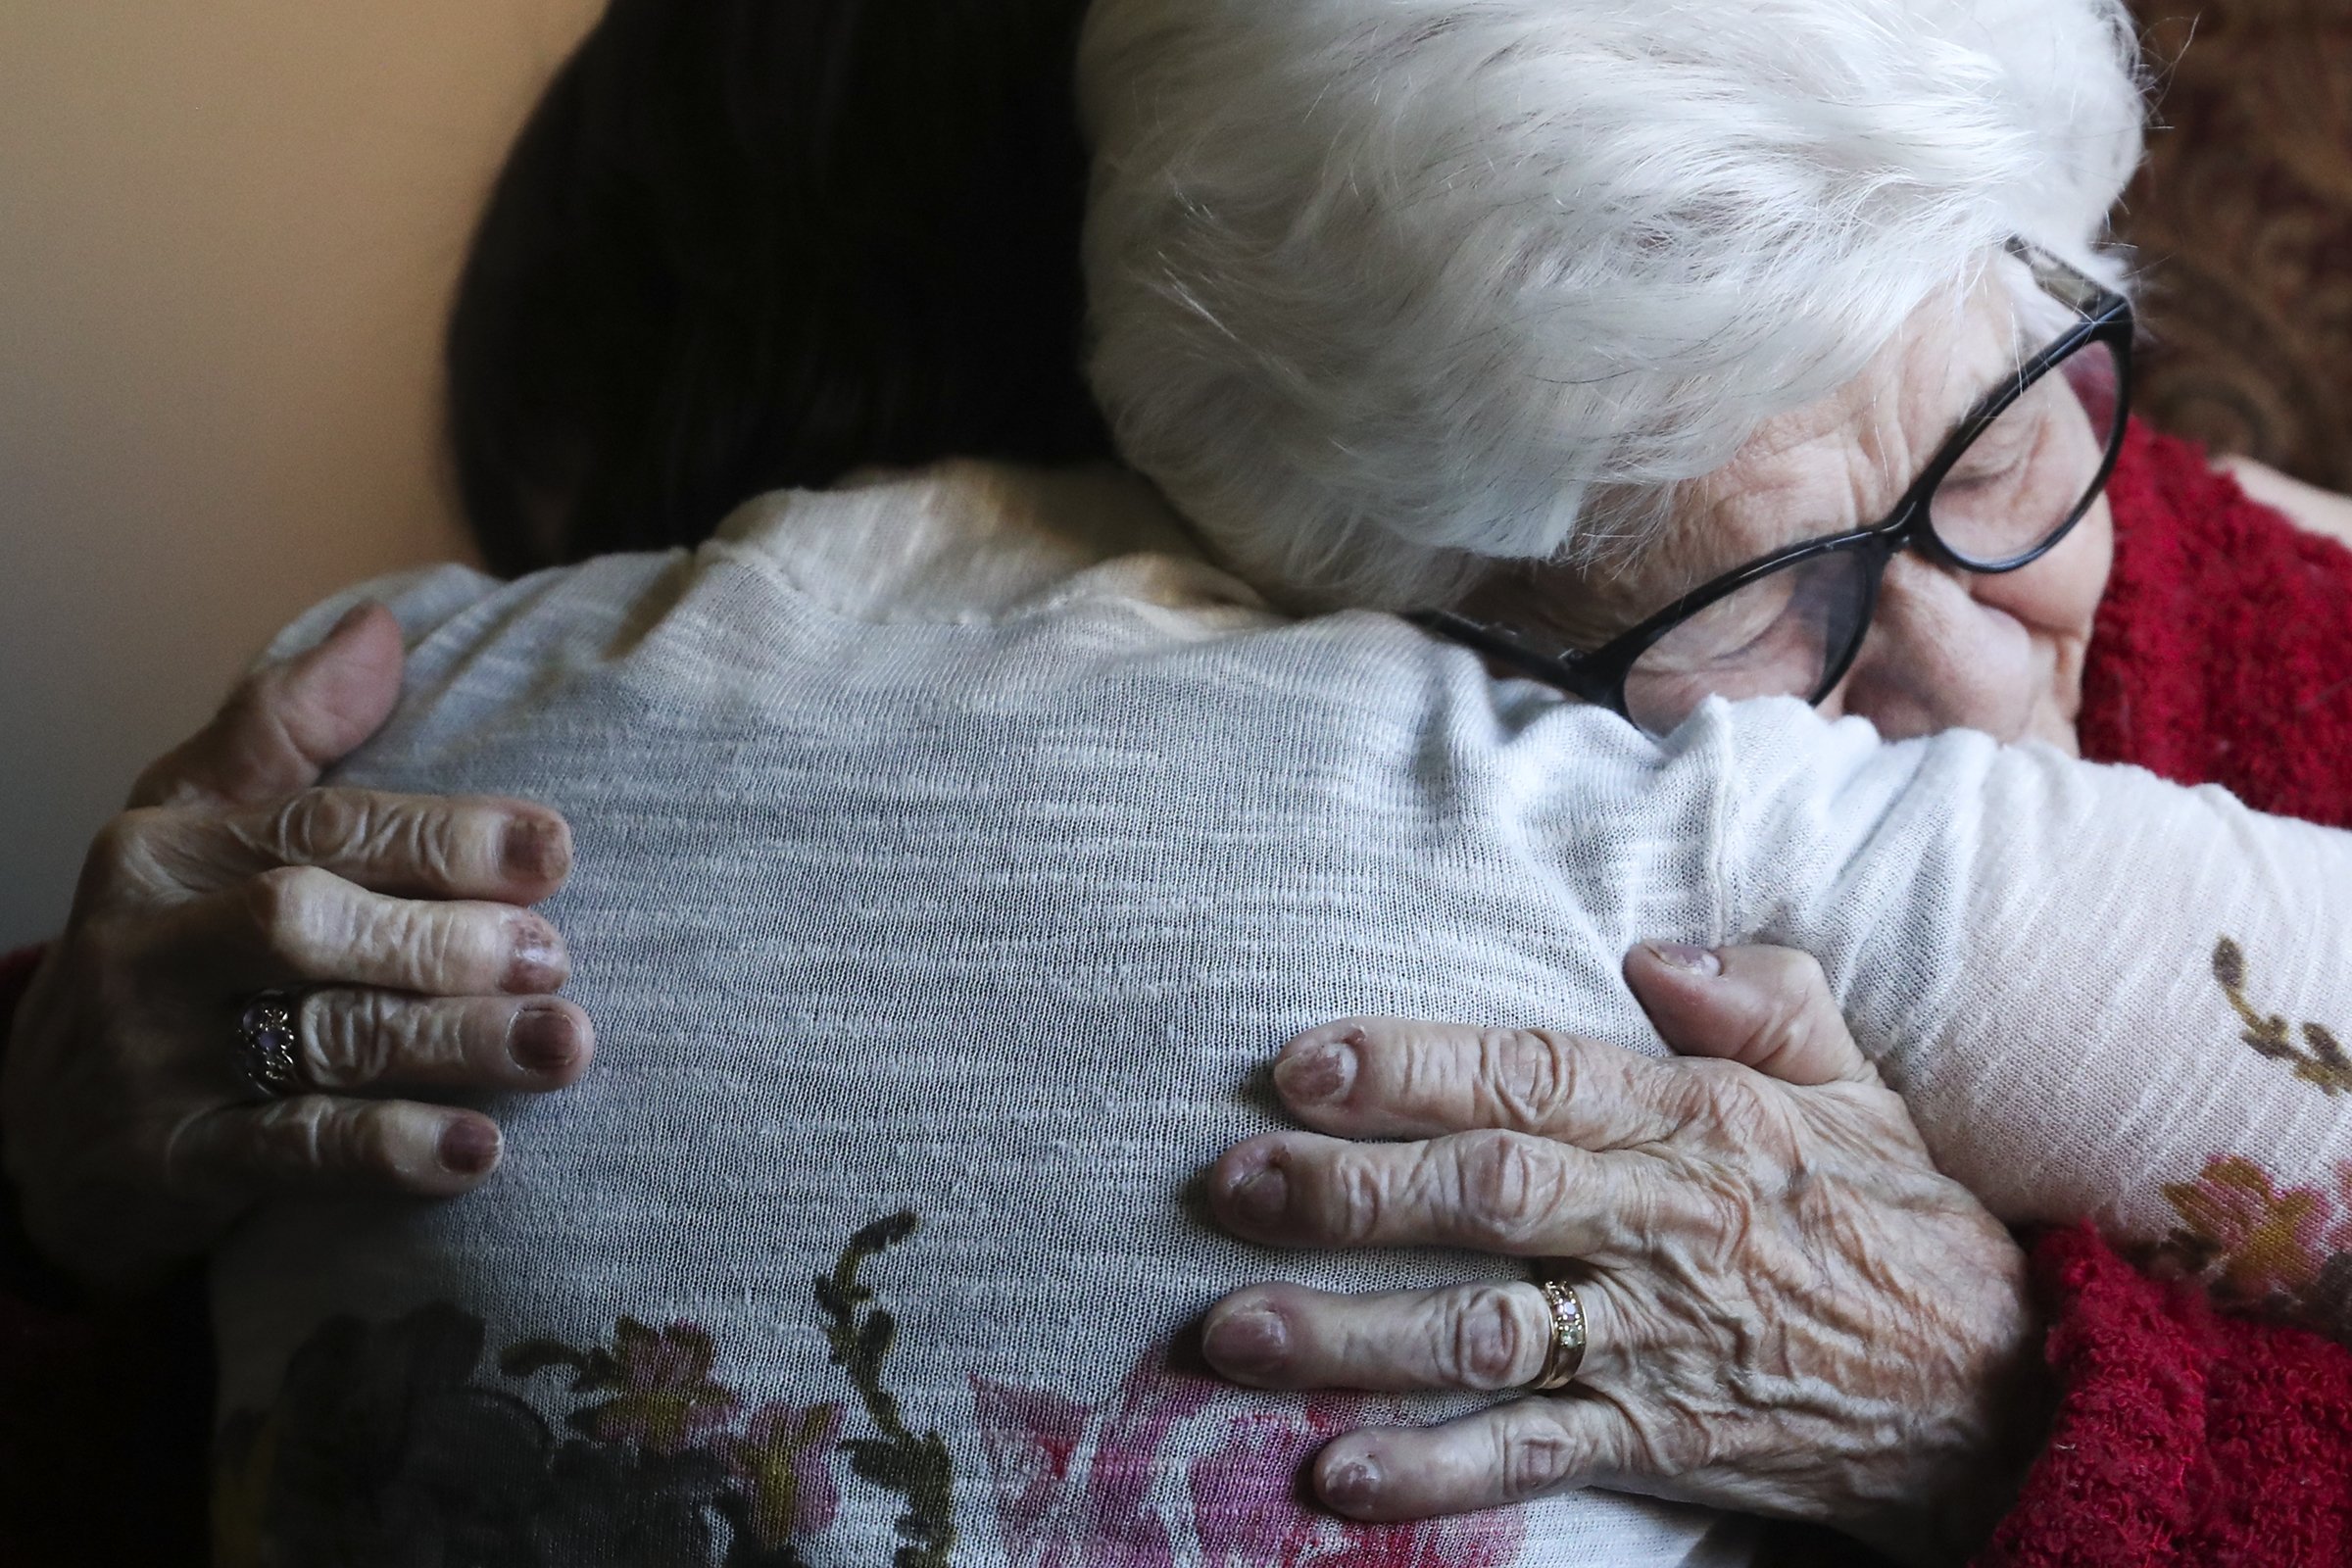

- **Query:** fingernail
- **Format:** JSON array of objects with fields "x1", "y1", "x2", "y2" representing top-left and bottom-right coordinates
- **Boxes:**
[
  {"x1": 504, "y1": 919, "x2": 567, "y2": 994},
  {"x1": 503, "y1": 815, "x2": 569, "y2": 882},
  {"x1": 1203, "y1": 1304, "x2": 1289, "y2": 1379},
  {"x1": 1644, "y1": 941, "x2": 1723, "y2": 977},
  {"x1": 328, "y1": 603, "x2": 373, "y2": 639},
  {"x1": 438, "y1": 1118, "x2": 502, "y2": 1176},
  {"x1": 1225, "y1": 1160, "x2": 1290, "y2": 1228},
  {"x1": 1320, "y1": 1456, "x2": 1383, "y2": 1515},
  {"x1": 508, "y1": 1005, "x2": 579, "y2": 1075},
  {"x1": 1274, "y1": 1031, "x2": 1358, "y2": 1105}
]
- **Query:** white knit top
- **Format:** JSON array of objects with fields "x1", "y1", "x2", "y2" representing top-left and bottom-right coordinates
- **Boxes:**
[{"x1": 210, "y1": 462, "x2": 2352, "y2": 1568}]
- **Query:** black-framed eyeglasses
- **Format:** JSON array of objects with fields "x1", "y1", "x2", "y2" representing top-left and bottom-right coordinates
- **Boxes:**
[{"x1": 1421, "y1": 243, "x2": 2134, "y2": 739}]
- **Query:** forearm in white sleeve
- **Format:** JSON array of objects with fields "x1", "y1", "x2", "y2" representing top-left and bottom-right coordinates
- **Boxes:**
[{"x1": 1697, "y1": 698, "x2": 2352, "y2": 1272}]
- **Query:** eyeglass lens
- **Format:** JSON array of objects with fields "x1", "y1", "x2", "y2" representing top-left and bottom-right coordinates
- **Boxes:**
[
  {"x1": 1929, "y1": 338, "x2": 2124, "y2": 569},
  {"x1": 1622, "y1": 548, "x2": 1876, "y2": 738},
  {"x1": 1620, "y1": 333, "x2": 2123, "y2": 737}
]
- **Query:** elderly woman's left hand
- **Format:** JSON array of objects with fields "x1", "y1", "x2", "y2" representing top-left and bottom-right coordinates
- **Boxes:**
[{"x1": 1200, "y1": 945, "x2": 2048, "y2": 1566}]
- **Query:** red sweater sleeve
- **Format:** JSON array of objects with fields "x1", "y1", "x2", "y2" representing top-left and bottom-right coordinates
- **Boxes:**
[
  {"x1": 2081, "y1": 420, "x2": 2352, "y2": 829},
  {"x1": 1979, "y1": 1225, "x2": 2352, "y2": 1567}
]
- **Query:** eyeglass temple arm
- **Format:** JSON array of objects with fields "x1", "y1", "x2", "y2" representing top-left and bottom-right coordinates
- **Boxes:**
[{"x1": 1413, "y1": 610, "x2": 1598, "y2": 688}]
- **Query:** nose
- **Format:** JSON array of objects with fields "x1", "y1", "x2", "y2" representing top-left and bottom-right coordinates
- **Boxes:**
[{"x1": 1822, "y1": 554, "x2": 2041, "y2": 744}]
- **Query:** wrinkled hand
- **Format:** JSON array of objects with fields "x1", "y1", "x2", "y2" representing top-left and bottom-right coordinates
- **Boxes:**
[
  {"x1": 1200, "y1": 945, "x2": 2045, "y2": 1565},
  {"x1": 2, "y1": 604, "x2": 591, "y2": 1294}
]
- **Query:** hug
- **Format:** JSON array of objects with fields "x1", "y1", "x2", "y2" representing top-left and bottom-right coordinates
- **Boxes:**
[{"x1": 8, "y1": 1, "x2": 2352, "y2": 1564}]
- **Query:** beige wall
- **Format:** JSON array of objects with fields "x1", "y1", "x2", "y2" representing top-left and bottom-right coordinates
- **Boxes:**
[{"x1": 0, "y1": 1, "x2": 602, "y2": 946}]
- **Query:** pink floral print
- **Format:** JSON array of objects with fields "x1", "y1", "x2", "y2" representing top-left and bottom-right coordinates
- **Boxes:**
[
  {"x1": 721, "y1": 1400, "x2": 847, "y2": 1545},
  {"x1": 2159, "y1": 1153, "x2": 2352, "y2": 1334},
  {"x1": 973, "y1": 1348, "x2": 1527, "y2": 1568},
  {"x1": 573, "y1": 1317, "x2": 745, "y2": 1454}
]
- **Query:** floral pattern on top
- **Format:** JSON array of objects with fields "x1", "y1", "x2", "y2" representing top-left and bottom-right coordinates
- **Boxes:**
[
  {"x1": 973, "y1": 1350, "x2": 1528, "y2": 1568},
  {"x1": 2136, "y1": 941, "x2": 2352, "y2": 1339},
  {"x1": 213, "y1": 1217, "x2": 941, "y2": 1568},
  {"x1": 505, "y1": 1317, "x2": 746, "y2": 1454},
  {"x1": 2213, "y1": 937, "x2": 2352, "y2": 1096},
  {"x1": 218, "y1": 1212, "x2": 1513, "y2": 1567},
  {"x1": 812, "y1": 1212, "x2": 956, "y2": 1568},
  {"x1": 2155, "y1": 1154, "x2": 2352, "y2": 1338},
  {"x1": 722, "y1": 1402, "x2": 849, "y2": 1549},
  {"x1": 212, "y1": 1299, "x2": 793, "y2": 1568}
]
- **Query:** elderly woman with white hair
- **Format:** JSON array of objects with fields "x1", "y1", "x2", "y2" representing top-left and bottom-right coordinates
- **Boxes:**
[
  {"x1": 11, "y1": 0, "x2": 2352, "y2": 1564},
  {"x1": 1081, "y1": 0, "x2": 2142, "y2": 744}
]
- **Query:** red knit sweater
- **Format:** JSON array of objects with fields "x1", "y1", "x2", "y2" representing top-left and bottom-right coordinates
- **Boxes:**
[
  {"x1": 3, "y1": 423, "x2": 2350, "y2": 1564},
  {"x1": 2080, "y1": 421, "x2": 2352, "y2": 831}
]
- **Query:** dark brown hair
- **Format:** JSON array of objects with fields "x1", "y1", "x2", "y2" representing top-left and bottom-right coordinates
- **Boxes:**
[{"x1": 446, "y1": 0, "x2": 1109, "y2": 576}]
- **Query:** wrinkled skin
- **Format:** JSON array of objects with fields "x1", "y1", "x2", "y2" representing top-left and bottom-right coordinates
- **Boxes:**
[
  {"x1": 1200, "y1": 945, "x2": 2045, "y2": 1565},
  {"x1": 0, "y1": 606, "x2": 591, "y2": 1293},
  {"x1": 1482, "y1": 298, "x2": 2352, "y2": 755},
  {"x1": 1478, "y1": 274, "x2": 2117, "y2": 754}
]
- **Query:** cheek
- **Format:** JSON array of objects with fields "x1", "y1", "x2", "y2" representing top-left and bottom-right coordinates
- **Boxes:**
[{"x1": 1971, "y1": 499, "x2": 2114, "y2": 642}]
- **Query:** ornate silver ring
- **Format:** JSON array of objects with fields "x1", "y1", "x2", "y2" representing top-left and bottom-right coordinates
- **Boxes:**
[{"x1": 235, "y1": 991, "x2": 305, "y2": 1099}]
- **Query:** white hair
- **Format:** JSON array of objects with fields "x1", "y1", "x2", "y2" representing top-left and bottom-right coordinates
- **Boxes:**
[{"x1": 1077, "y1": 0, "x2": 2146, "y2": 608}]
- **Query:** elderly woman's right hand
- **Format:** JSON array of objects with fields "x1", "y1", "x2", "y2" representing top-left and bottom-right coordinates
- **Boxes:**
[
  {"x1": 1, "y1": 605, "x2": 592, "y2": 1293},
  {"x1": 1200, "y1": 946, "x2": 2048, "y2": 1566}
]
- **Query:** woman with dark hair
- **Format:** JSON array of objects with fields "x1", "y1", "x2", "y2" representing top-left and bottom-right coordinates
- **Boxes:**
[
  {"x1": 445, "y1": 0, "x2": 1109, "y2": 577},
  {"x1": 9, "y1": 3, "x2": 2352, "y2": 1565}
]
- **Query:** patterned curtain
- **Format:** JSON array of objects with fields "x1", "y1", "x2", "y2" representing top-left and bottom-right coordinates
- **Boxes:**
[{"x1": 2121, "y1": 0, "x2": 2352, "y2": 489}]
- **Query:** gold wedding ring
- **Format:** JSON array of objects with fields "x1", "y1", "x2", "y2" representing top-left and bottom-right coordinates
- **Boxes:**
[{"x1": 1524, "y1": 1278, "x2": 1589, "y2": 1393}]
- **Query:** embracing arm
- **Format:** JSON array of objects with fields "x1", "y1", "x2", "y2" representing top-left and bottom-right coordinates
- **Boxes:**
[
  {"x1": 1705, "y1": 702, "x2": 2352, "y2": 1308},
  {"x1": 1180, "y1": 687, "x2": 2352, "y2": 1556},
  {"x1": 1195, "y1": 929, "x2": 2352, "y2": 1563},
  {"x1": 0, "y1": 603, "x2": 602, "y2": 1565},
  {"x1": 0, "y1": 603, "x2": 589, "y2": 1294}
]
